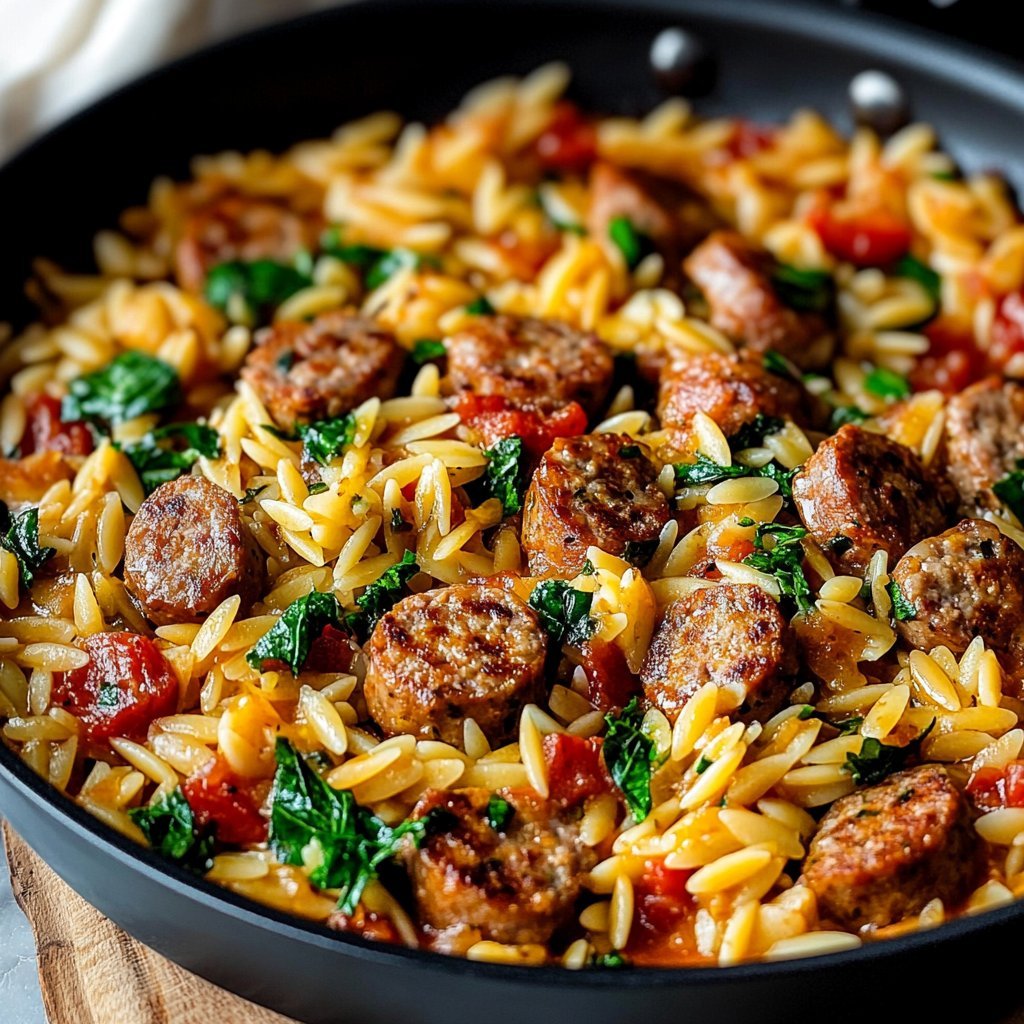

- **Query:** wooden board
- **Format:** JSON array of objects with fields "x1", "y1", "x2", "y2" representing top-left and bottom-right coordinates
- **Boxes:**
[{"x1": 3, "y1": 823, "x2": 297, "y2": 1024}]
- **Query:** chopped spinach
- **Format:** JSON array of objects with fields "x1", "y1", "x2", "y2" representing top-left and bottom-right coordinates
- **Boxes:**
[
  {"x1": 608, "y1": 216, "x2": 653, "y2": 270},
  {"x1": 466, "y1": 296, "x2": 496, "y2": 316},
  {"x1": 528, "y1": 579, "x2": 597, "y2": 647},
  {"x1": 239, "y1": 485, "x2": 268, "y2": 504},
  {"x1": 308, "y1": 481, "x2": 329, "y2": 495},
  {"x1": 694, "y1": 755, "x2": 713, "y2": 775},
  {"x1": 739, "y1": 519, "x2": 813, "y2": 614},
  {"x1": 771, "y1": 263, "x2": 835, "y2": 314},
  {"x1": 591, "y1": 952, "x2": 630, "y2": 968},
  {"x1": 129, "y1": 788, "x2": 213, "y2": 874},
  {"x1": 893, "y1": 254, "x2": 941, "y2": 304},
  {"x1": 62, "y1": 351, "x2": 180, "y2": 428},
  {"x1": 828, "y1": 405, "x2": 870, "y2": 431},
  {"x1": 482, "y1": 436, "x2": 527, "y2": 516},
  {"x1": 763, "y1": 350, "x2": 798, "y2": 380},
  {"x1": 297, "y1": 415, "x2": 357, "y2": 466},
  {"x1": 602, "y1": 697, "x2": 657, "y2": 822},
  {"x1": 673, "y1": 454, "x2": 798, "y2": 499},
  {"x1": 863, "y1": 366, "x2": 910, "y2": 401},
  {"x1": 622, "y1": 538, "x2": 659, "y2": 567},
  {"x1": 835, "y1": 716, "x2": 864, "y2": 736},
  {"x1": 993, "y1": 460, "x2": 1024, "y2": 524},
  {"x1": 886, "y1": 580, "x2": 917, "y2": 622},
  {"x1": 842, "y1": 720, "x2": 935, "y2": 786},
  {"x1": 0, "y1": 503, "x2": 55, "y2": 590},
  {"x1": 117, "y1": 422, "x2": 220, "y2": 494},
  {"x1": 618, "y1": 444, "x2": 642, "y2": 459},
  {"x1": 410, "y1": 338, "x2": 447, "y2": 364},
  {"x1": 728, "y1": 414, "x2": 785, "y2": 452},
  {"x1": 247, "y1": 591, "x2": 344, "y2": 675},
  {"x1": 318, "y1": 231, "x2": 438, "y2": 291},
  {"x1": 484, "y1": 795, "x2": 514, "y2": 832},
  {"x1": 343, "y1": 550, "x2": 419, "y2": 642},
  {"x1": 205, "y1": 259, "x2": 312, "y2": 324}
]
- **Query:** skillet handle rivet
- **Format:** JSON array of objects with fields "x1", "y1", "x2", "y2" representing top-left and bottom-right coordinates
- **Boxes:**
[
  {"x1": 849, "y1": 69, "x2": 911, "y2": 136},
  {"x1": 650, "y1": 26, "x2": 714, "y2": 96}
]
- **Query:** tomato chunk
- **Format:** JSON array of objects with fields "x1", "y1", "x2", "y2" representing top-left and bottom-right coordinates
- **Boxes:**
[
  {"x1": 21, "y1": 394, "x2": 94, "y2": 456},
  {"x1": 182, "y1": 754, "x2": 268, "y2": 845},
  {"x1": 52, "y1": 632, "x2": 179, "y2": 741},
  {"x1": 455, "y1": 394, "x2": 588, "y2": 456},
  {"x1": 989, "y1": 289, "x2": 1024, "y2": 371},
  {"x1": 543, "y1": 733, "x2": 612, "y2": 805},
  {"x1": 304, "y1": 624, "x2": 357, "y2": 674},
  {"x1": 809, "y1": 205, "x2": 912, "y2": 266},
  {"x1": 724, "y1": 119, "x2": 777, "y2": 160},
  {"x1": 580, "y1": 639, "x2": 639, "y2": 712},
  {"x1": 910, "y1": 317, "x2": 987, "y2": 395},
  {"x1": 534, "y1": 102, "x2": 597, "y2": 173},
  {"x1": 625, "y1": 858, "x2": 700, "y2": 962},
  {"x1": 329, "y1": 907, "x2": 402, "y2": 945}
]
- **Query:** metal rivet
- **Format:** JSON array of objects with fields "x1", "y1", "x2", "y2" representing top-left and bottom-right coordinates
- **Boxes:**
[
  {"x1": 650, "y1": 27, "x2": 713, "y2": 95},
  {"x1": 849, "y1": 69, "x2": 910, "y2": 136}
]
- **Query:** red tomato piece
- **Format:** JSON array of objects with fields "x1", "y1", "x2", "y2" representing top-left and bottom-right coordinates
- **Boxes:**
[
  {"x1": 304, "y1": 624, "x2": 357, "y2": 674},
  {"x1": 580, "y1": 639, "x2": 639, "y2": 712},
  {"x1": 182, "y1": 755, "x2": 268, "y2": 845},
  {"x1": 534, "y1": 102, "x2": 597, "y2": 173},
  {"x1": 808, "y1": 205, "x2": 912, "y2": 266},
  {"x1": 966, "y1": 765, "x2": 1007, "y2": 811},
  {"x1": 910, "y1": 317, "x2": 986, "y2": 395},
  {"x1": 630, "y1": 858, "x2": 696, "y2": 939},
  {"x1": 329, "y1": 907, "x2": 402, "y2": 945},
  {"x1": 1005, "y1": 762, "x2": 1024, "y2": 808},
  {"x1": 455, "y1": 394, "x2": 587, "y2": 456},
  {"x1": 51, "y1": 632, "x2": 179, "y2": 741},
  {"x1": 989, "y1": 289, "x2": 1024, "y2": 371},
  {"x1": 542, "y1": 733, "x2": 612, "y2": 806},
  {"x1": 21, "y1": 394, "x2": 94, "y2": 456},
  {"x1": 725, "y1": 119, "x2": 778, "y2": 160}
]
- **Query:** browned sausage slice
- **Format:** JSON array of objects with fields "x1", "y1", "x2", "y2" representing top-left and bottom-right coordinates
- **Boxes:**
[
  {"x1": 241, "y1": 310, "x2": 404, "y2": 429},
  {"x1": 521, "y1": 433, "x2": 670, "y2": 578},
  {"x1": 407, "y1": 787, "x2": 596, "y2": 945},
  {"x1": 174, "y1": 194, "x2": 316, "y2": 292},
  {"x1": 802, "y1": 765, "x2": 983, "y2": 929},
  {"x1": 123, "y1": 476, "x2": 265, "y2": 626},
  {"x1": 890, "y1": 518, "x2": 1024, "y2": 680},
  {"x1": 944, "y1": 377, "x2": 1024, "y2": 516},
  {"x1": 640, "y1": 583, "x2": 797, "y2": 723},
  {"x1": 446, "y1": 314, "x2": 613, "y2": 417},
  {"x1": 684, "y1": 230, "x2": 830, "y2": 368},
  {"x1": 792, "y1": 424, "x2": 955, "y2": 574},
  {"x1": 364, "y1": 584, "x2": 547, "y2": 748}
]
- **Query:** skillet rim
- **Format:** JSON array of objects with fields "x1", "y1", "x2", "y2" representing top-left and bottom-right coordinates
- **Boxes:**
[{"x1": 3, "y1": 0, "x2": 1024, "y2": 991}]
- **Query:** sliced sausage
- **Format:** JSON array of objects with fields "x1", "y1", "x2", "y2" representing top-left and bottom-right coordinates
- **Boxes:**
[
  {"x1": 943, "y1": 377, "x2": 1024, "y2": 516},
  {"x1": 792, "y1": 424, "x2": 955, "y2": 574},
  {"x1": 640, "y1": 583, "x2": 797, "y2": 723},
  {"x1": 684, "y1": 230, "x2": 830, "y2": 368},
  {"x1": 445, "y1": 314, "x2": 613, "y2": 417},
  {"x1": 364, "y1": 584, "x2": 547, "y2": 748},
  {"x1": 241, "y1": 310, "x2": 404, "y2": 429},
  {"x1": 657, "y1": 349, "x2": 818, "y2": 447},
  {"x1": 123, "y1": 476, "x2": 265, "y2": 626},
  {"x1": 407, "y1": 787, "x2": 596, "y2": 945},
  {"x1": 521, "y1": 433, "x2": 670, "y2": 578},
  {"x1": 174, "y1": 194, "x2": 316, "y2": 292},
  {"x1": 890, "y1": 518, "x2": 1024, "y2": 679},
  {"x1": 802, "y1": 765, "x2": 983, "y2": 929}
]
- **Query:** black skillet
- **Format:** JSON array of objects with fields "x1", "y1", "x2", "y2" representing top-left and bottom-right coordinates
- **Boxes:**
[{"x1": 3, "y1": 2, "x2": 1024, "y2": 1021}]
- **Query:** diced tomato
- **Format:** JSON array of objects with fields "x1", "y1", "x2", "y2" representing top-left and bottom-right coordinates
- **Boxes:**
[
  {"x1": 542, "y1": 733, "x2": 612, "y2": 805},
  {"x1": 724, "y1": 119, "x2": 778, "y2": 160},
  {"x1": 51, "y1": 632, "x2": 179, "y2": 742},
  {"x1": 182, "y1": 755, "x2": 268, "y2": 845},
  {"x1": 1007, "y1": 762, "x2": 1024, "y2": 808},
  {"x1": 20, "y1": 394, "x2": 94, "y2": 456},
  {"x1": 329, "y1": 907, "x2": 402, "y2": 945},
  {"x1": 305, "y1": 624, "x2": 356, "y2": 674},
  {"x1": 534, "y1": 102, "x2": 597, "y2": 173},
  {"x1": 966, "y1": 760, "x2": 1024, "y2": 812},
  {"x1": 455, "y1": 393, "x2": 588, "y2": 457},
  {"x1": 989, "y1": 288, "x2": 1024, "y2": 371},
  {"x1": 580, "y1": 639, "x2": 639, "y2": 712},
  {"x1": 808, "y1": 205, "x2": 912, "y2": 267},
  {"x1": 626, "y1": 858, "x2": 698, "y2": 957},
  {"x1": 909, "y1": 317, "x2": 987, "y2": 395},
  {"x1": 495, "y1": 230, "x2": 559, "y2": 278}
]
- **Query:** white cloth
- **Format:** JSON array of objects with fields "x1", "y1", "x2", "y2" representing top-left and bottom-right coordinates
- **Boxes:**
[{"x1": 0, "y1": 0, "x2": 340, "y2": 161}]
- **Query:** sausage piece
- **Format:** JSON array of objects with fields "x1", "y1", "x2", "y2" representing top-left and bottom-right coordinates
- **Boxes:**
[
  {"x1": 640, "y1": 583, "x2": 797, "y2": 723},
  {"x1": 123, "y1": 476, "x2": 265, "y2": 626},
  {"x1": 175, "y1": 194, "x2": 316, "y2": 292},
  {"x1": 364, "y1": 584, "x2": 547, "y2": 748},
  {"x1": 684, "y1": 230, "x2": 830, "y2": 368},
  {"x1": 890, "y1": 518, "x2": 1024, "y2": 680},
  {"x1": 446, "y1": 314, "x2": 614, "y2": 417},
  {"x1": 241, "y1": 311, "x2": 404, "y2": 429},
  {"x1": 792, "y1": 424, "x2": 955, "y2": 574},
  {"x1": 657, "y1": 350, "x2": 818, "y2": 446},
  {"x1": 521, "y1": 433, "x2": 670, "y2": 578},
  {"x1": 802, "y1": 765, "x2": 983, "y2": 929},
  {"x1": 943, "y1": 377, "x2": 1024, "y2": 516},
  {"x1": 407, "y1": 787, "x2": 596, "y2": 945}
]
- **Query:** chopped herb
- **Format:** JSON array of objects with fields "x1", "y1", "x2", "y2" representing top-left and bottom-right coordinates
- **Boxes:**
[
  {"x1": 117, "y1": 422, "x2": 221, "y2": 494},
  {"x1": 886, "y1": 580, "x2": 917, "y2": 622},
  {"x1": 863, "y1": 366, "x2": 911, "y2": 401},
  {"x1": 343, "y1": 550, "x2": 419, "y2": 642},
  {"x1": 62, "y1": 351, "x2": 180, "y2": 428},
  {"x1": 728, "y1": 414, "x2": 785, "y2": 452},
  {"x1": 591, "y1": 952, "x2": 629, "y2": 968},
  {"x1": 580, "y1": 559, "x2": 596, "y2": 576},
  {"x1": 826, "y1": 535, "x2": 854, "y2": 557},
  {"x1": 411, "y1": 338, "x2": 446, "y2": 364},
  {"x1": 608, "y1": 216, "x2": 652, "y2": 270},
  {"x1": 96, "y1": 682, "x2": 120, "y2": 709},
  {"x1": 482, "y1": 436, "x2": 527, "y2": 517},
  {"x1": 484, "y1": 795, "x2": 514, "y2": 832},
  {"x1": 320, "y1": 232, "x2": 437, "y2": 291},
  {"x1": 294, "y1": 415, "x2": 358, "y2": 466},
  {"x1": 129, "y1": 788, "x2": 213, "y2": 874},
  {"x1": 390, "y1": 508, "x2": 412, "y2": 533},
  {"x1": 893, "y1": 254, "x2": 941, "y2": 304},
  {"x1": 308, "y1": 481, "x2": 328, "y2": 495},
  {"x1": 602, "y1": 697, "x2": 657, "y2": 823},
  {"x1": 771, "y1": 263, "x2": 835, "y2": 314},
  {"x1": 828, "y1": 405, "x2": 870, "y2": 431},
  {"x1": 694, "y1": 755, "x2": 713, "y2": 775},
  {"x1": 931, "y1": 169, "x2": 958, "y2": 182},
  {"x1": 365, "y1": 248, "x2": 434, "y2": 291},
  {"x1": 247, "y1": 591, "x2": 344, "y2": 675},
  {"x1": 239, "y1": 485, "x2": 268, "y2": 504},
  {"x1": 739, "y1": 519, "x2": 814, "y2": 614},
  {"x1": 797, "y1": 705, "x2": 816, "y2": 720},
  {"x1": 0, "y1": 503, "x2": 56, "y2": 590},
  {"x1": 269, "y1": 738, "x2": 430, "y2": 914},
  {"x1": 204, "y1": 259, "x2": 312, "y2": 324},
  {"x1": 528, "y1": 579, "x2": 597, "y2": 647},
  {"x1": 763, "y1": 350, "x2": 798, "y2": 380},
  {"x1": 835, "y1": 716, "x2": 864, "y2": 736},
  {"x1": 993, "y1": 460, "x2": 1024, "y2": 524},
  {"x1": 622, "y1": 539, "x2": 658, "y2": 567},
  {"x1": 618, "y1": 444, "x2": 642, "y2": 459},
  {"x1": 842, "y1": 720, "x2": 935, "y2": 786},
  {"x1": 673, "y1": 454, "x2": 798, "y2": 499},
  {"x1": 466, "y1": 296, "x2": 496, "y2": 316}
]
